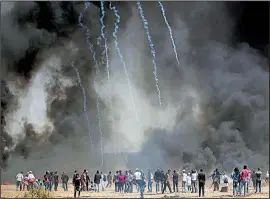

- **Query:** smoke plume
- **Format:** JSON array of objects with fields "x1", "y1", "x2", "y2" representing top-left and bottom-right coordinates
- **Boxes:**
[{"x1": 1, "y1": 1, "x2": 269, "y2": 179}]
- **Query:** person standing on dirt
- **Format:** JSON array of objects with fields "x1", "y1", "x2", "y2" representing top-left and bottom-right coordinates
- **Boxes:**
[
  {"x1": 197, "y1": 169, "x2": 206, "y2": 197},
  {"x1": 94, "y1": 170, "x2": 101, "y2": 192},
  {"x1": 231, "y1": 167, "x2": 240, "y2": 196},
  {"x1": 182, "y1": 170, "x2": 187, "y2": 193},
  {"x1": 73, "y1": 173, "x2": 81, "y2": 198},
  {"x1": 113, "y1": 171, "x2": 119, "y2": 192},
  {"x1": 86, "y1": 171, "x2": 90, "y2": 191},
  {"x1": 28, "y1": 171, "x2": 36, "y2": 190},
  {"x1": 251, "y1": 170, "x2": 256, "y2": 190},
  {"x1": 154, "y1": 168, "x2": 162, "y2": 193},
  {"x1": 239, "y1": 165, "x2": 250, "y2": 196},
  {"x1": 61, "y1": 172, "x2": 69, "y2": 191},
  {"x1": 106, "y1": 171, "x2": 112, "y2": 188},
  {"x1": 53, "y1": 171, "x2": 59, "y2": 191},
  {"x1": 16, "y1": 172, "x2": 24, "y2": 191},
  {"x1": 117, "y1": 170, "x2": 126, "y2": 193},
  {"x1": 147, "y1": 169, "x2": 154, "y2": 193},
  {"x1": 191, "y1": 170, "x2": 198, "y2": 193},
  {"x1": 161, "y1": 170, "x2": 165, "y2": 192},
  {"x1": 81, "y1": 170, "x2": 87, "y2": 191},
  {"x1": 100, "y1": 172, "x2": 107, "y2": 191},
  {"x1": 43, "y1": 171, "x2": 50, "y2": 191},
  {"x1": 162, "y1": 170, "x2": 172, "y2": 194},
  {"x1": 172, "y1": 170, "x2": 179, "y2": 193},
  {"x1": 134, "y1": 168, "x2": 146, "y2": 198},
  {"x1": 210, "y1": 168, "x2": 220, "y2": 192},
  {"x1": 255, "y1": 168, "x2": 262, "y2": 193}
]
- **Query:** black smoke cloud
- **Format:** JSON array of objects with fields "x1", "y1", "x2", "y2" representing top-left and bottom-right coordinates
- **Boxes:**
[{"x1": 1, "y1": 1, "x2": 269, "y2": 179}]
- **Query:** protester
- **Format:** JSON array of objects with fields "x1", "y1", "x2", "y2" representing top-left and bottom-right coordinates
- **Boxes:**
[
  {"x1": 73, "y1": 173, "x2": 81, "y2": 198},
  {"x1": 113, "y1": 171, "x2": 119, "y2": 192},
  {"x1": 23, "y1": 172, "x2": 29, "y2": 191},
  {"x1": 106, "y1": 171, "x2": 112, "y2": 188},
  {"x1": 28, "y1": 171, "x2": 36, "y2": 190},
  {"x1": 16, "y1": 172, "x2": 24, "y2": 191},
  {"x1": 101, "y1": 172, "x2": 107, "y2": 191},
  {"x1": 154, "y1": 168, "x2": 162, "y2": 193},
  {"x1": 162, "y1": 170, "x2": 172, "y2": 194},
  {"x1": 255, "y1": 168, "x2": 262, "y2": 193},
  {"x1": 239, "y1": 165, "x2": 250, "y2": 196},
  {"x1": 191, "y1": 170, "x2": 198, "y2": 193},
  {"x1": 172, "y1": 170, "x2": 179, "y2": 193},
  {"x1": 94, "y1": 170, "x2": 101, "y2": 192},
  {"x1": 211, "y1": 169, "x2": 220, "y2": 192},
  {"x1": 117, "y1": 170, "x2": 126, "y2": 193},
  {"x1": 231, "y1": 167, "x2": 240, "y2": 196},
  {"x1": 220, "y1": 172, "x2": 229, "y2": 192},
  {"x1": 187, "y1": 173, "x2": 192, "y2": 192},
  {"x1": 81, "y1": 170, "x2": 87, "y2": 191},
  {"x1": 134, "y1": 169, "x2": 146, "y2": 198},
  {"x1": 61, "y1": 172, "x2": 69, "y2": 191},
  {"x1": 43, "y1": 171, "x2": 50, "y2": 191},
  {"x1": 265, "y1": 171, "x2": 269, "y2": 182},
  {"x1": 147, "y1": 169, "x2": 154, "y2": 193},
  {"x1": 161, "y1": 170, "x2": 165, "y2": 192},
  {"x1": 197, "y1": 169, "x2": 206, "y2": 197},
  {"x1": 181, "y1": 170, "x2": 187, "y2": 193},
  {"x1": 53, "y1": 171, "x2": 59, "y2": 191},
  {"x1": 251, "y1": 170, "x2": 256, "y2": 190}
]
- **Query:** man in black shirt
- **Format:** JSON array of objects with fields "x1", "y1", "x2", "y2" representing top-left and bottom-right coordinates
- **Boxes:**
[
  {"x1": 172, "y1": 170, "x2": 179, "y2": 193},
  {"x1": 197, "y1": 169, "x2": 206, "y2": 197},
  {"x1": 53, "y1": 171, "x2": 59, "y2": 191},
  {"x1": 154, "y1": 168, "x2": 162, "y2": 193},
  {"x1": 73, "y1": 173, "x2": 81, "y2": 198},
  {"x1": 86, "y1": 171, "x2": 90, "y2": 191}
]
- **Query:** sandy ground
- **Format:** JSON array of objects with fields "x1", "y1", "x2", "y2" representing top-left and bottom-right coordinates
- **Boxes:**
[{"x1": 1, "y1": 181, "x2": 269, "y2": 198}]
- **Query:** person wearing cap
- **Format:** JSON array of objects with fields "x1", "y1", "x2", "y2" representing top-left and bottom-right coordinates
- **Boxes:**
[{"x1": 154, "y1": 168, "x2": 162, "y2": 193}]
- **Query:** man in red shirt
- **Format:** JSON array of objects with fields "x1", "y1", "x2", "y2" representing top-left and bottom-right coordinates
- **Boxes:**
[
  {"x1": 240, "y1": 165, "x2": 251, "y2": 196},
  {"x1": 117, "y1": 170, "x2": 126, "y2": 193}
]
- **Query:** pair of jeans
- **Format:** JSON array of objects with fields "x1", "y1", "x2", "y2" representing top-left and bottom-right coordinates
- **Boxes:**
[
  {"x1": 173, "y1": 181, "x2": 178, "y2": 192},
  {"x1": 16, "y1": 181, "x2": 22, "y2": 191},
  {"x1": 74, "y1": 186, "x2": 81, "y2": 198},
  {"x1": 136, "y1": 180, "x2": 146, "y2": 198},
  {"x1": 155, "y1": 180, "x2": 161, "y2": 192},
  {"x1": 198, "y1": 183, "x2": 205, "y2": 197},
  {"x1": 255, "y1": 180, "x2": 262, "y2": 193},
  {"x1": 118, "y1": 182, "x2": 124, "y2": 192},
  {"x1": 63, "y1": 182, "x2": 68, "y2": 191},
  {"x1": 240, "y1": 180, "x2": 247, "y2": 195},
  {"x1": 232, "y1": 181, "x2": 239, "y2": 196},
  {"x1": 148, "y1": 180, "x2": 153, "y2": 192},
  {"x1": 125, "y1": 181, "x2": 132, "y2": 193},
  {"x1": 95, "y1": 183, "x2": 100, "y2": 192},
  {"x1": 191, "y1": 180, "x2": 197, "y2": 193},
  {"x1": 162, "y1": 181, "x2": 172, "y2": 193},
  {"x1": 114, "y1": 182, "x2": 118, "y2": 192},
  {"x1": 182, "y1": 181, "x2": 186, "y2": 192}
]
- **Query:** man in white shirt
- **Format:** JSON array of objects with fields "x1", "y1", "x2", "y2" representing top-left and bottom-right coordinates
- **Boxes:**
[
  {"x1": 191, "y1": 170, "x2": 198, "y2": 193},
  {"x1": 182, "y1": 170, "x2": 187, "y2": 193},
  {"x1": 16, "y1": 172, "x2": 24, "y2": 191},
  {"x1": 28, "y1": 171, "x2": 36, "y2": 190}
]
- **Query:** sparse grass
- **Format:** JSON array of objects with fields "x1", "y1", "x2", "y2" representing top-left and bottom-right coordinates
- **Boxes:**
[{"x1": 24, "y1": 188, "x2": 50, "y2": 198}]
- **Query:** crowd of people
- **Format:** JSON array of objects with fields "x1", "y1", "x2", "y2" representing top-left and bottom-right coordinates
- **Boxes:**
[{"x1": 15, "y1": 165, "x2": 269, "y2": 198}]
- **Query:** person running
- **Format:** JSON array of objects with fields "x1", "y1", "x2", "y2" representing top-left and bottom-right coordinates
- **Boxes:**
[
  {"x1": 61, "y1": 172, "x2": 69, "y2": 191},
  {"x1": 94, "y1": 170, "x2": 101, "y2": 192},
  {"x1": 125, "y1": 170, "x2": 133, "y2": 193},
  {"x1": 134, "y1": 168, "x2": 146, "y2": 198},
  {"x1": 255, "y1": 168, "x2": 262, "y2": 193},
  {"x1": 162, "y1": 170, "x2": 172, "y2": 194},
  {"x1": 147, "y1": 169, "x2": 154, "y2": 193},
  {"x1": 239, "y1": 165, "x2": 250, "y2": 196},
  {"x1": 106, "y1": 171, "x2": 112, "y2": 188},
  {"x1": 172, "y1": 170, "x2": 179, "y2": 193},
  {"x1": 73, "y1": 173, "x2": 81, "y2": 198},
  {"x1": 16, "y1": 172, "x2": 24, "y2": 191},
  {"x1": 197, "y1": 169, "x2": 206, "y2": 197},
  {"x1": 23, "y1": 172, "x2": 29, "y2": 191},
  {"x1": 181, "y1": 170, "x2": 187, "y2": 193},
  {"x1": 154, "y1": 168, "x2": 162, "y2": 193}
]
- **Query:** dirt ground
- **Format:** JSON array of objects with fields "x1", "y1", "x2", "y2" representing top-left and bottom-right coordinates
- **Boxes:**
[{"x1": 1, "y1": 181, "x2": 269, "y2": 198}]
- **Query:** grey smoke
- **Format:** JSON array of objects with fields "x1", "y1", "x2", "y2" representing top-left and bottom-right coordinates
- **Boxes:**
[{"x1": 1, "y1": 1, "x2": 269, "y2": 180}]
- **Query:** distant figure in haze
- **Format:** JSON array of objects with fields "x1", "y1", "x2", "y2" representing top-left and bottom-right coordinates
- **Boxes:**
[
  {"x1": 16, "y1": 172, "x2": 24, "y2": 191},
  {"x1": 125, "y1": 170, "x2": 133, "y2": 193},
  {"x1": 100, "y1": 172, "x2": 107, "y2": 191},
  {"x1": 86, "y1": 171, "x2": 90, "y2": 191},
  {"x1": 43, "y1": 171, "x2": 50, "y2": 191},
  {"x1": 186, "y1": 173, "x2": 191, "y2": 192},
  {"x1": 231, "y1": 167, "x2": 240, "y2": 196},
  {"x1": 162, "y1": 170, "x2": 172, "y2": 194},
  {"x1": 94, "y1": 170, "x2": 101, "y2": 192},
  {"x1": 28, "y1": 171, "x2": 36, "y2": 190},
  {"x1": 61, "y1": 172, "x2": 69, "y2": 191},
  {"x1": 106, "y1": 171, "x2": 112, "y2": 188},
  {"x1": 172, "y1": 170, "x2": 179, "y2": 193},
  {"x1": 161, "y1": 170, "x2": 165, "y2": 192},
  {"x1": 50, "y1": 171, "x2": 55, "y2": 189},
  {"x1": 197, "y1": 169, "x2": 206, "y2": 197},
  {"x1": 265, "y1": 171, "x2": 269, "y2": 182},
  {"x1": 147, "y1": 169, "x2": 154, "y2": 193},
  {"x1": 73, "y1": 173, "x2": 81, "y2": 198},
  {"x1": 81, "y1": 170, "x2": 87, "y2": 191},
  {"x1": 255, "y1": 168, "x2": 262, "y2": 193},
  {"x1": 210, "y1": 168, "x2": 220, "y2": 192},
  {"x1": 154, "y1": 168, "x2": 162, "y2": 193},
  {"x1": 251, "y1": 170, "x2": 256, "y2": 190},
  {"x1": 182, "y1": 170, "x2": 187, "y2": 193},
  {"x1": 53, "y1": 171, "x2": 59, "y2": 191},
  {"x1": 191, "y1": 170, "x2": 198, "y2": 193},
  {"x1": 239, "y1": 165, "x2": 250, "y2": 196},
  {"x1": 117, "y1": 170, "x2": 126, "y2": 193},
  {"x1": 113, "y1": 171, "x2": 119, "y2": 192}
]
